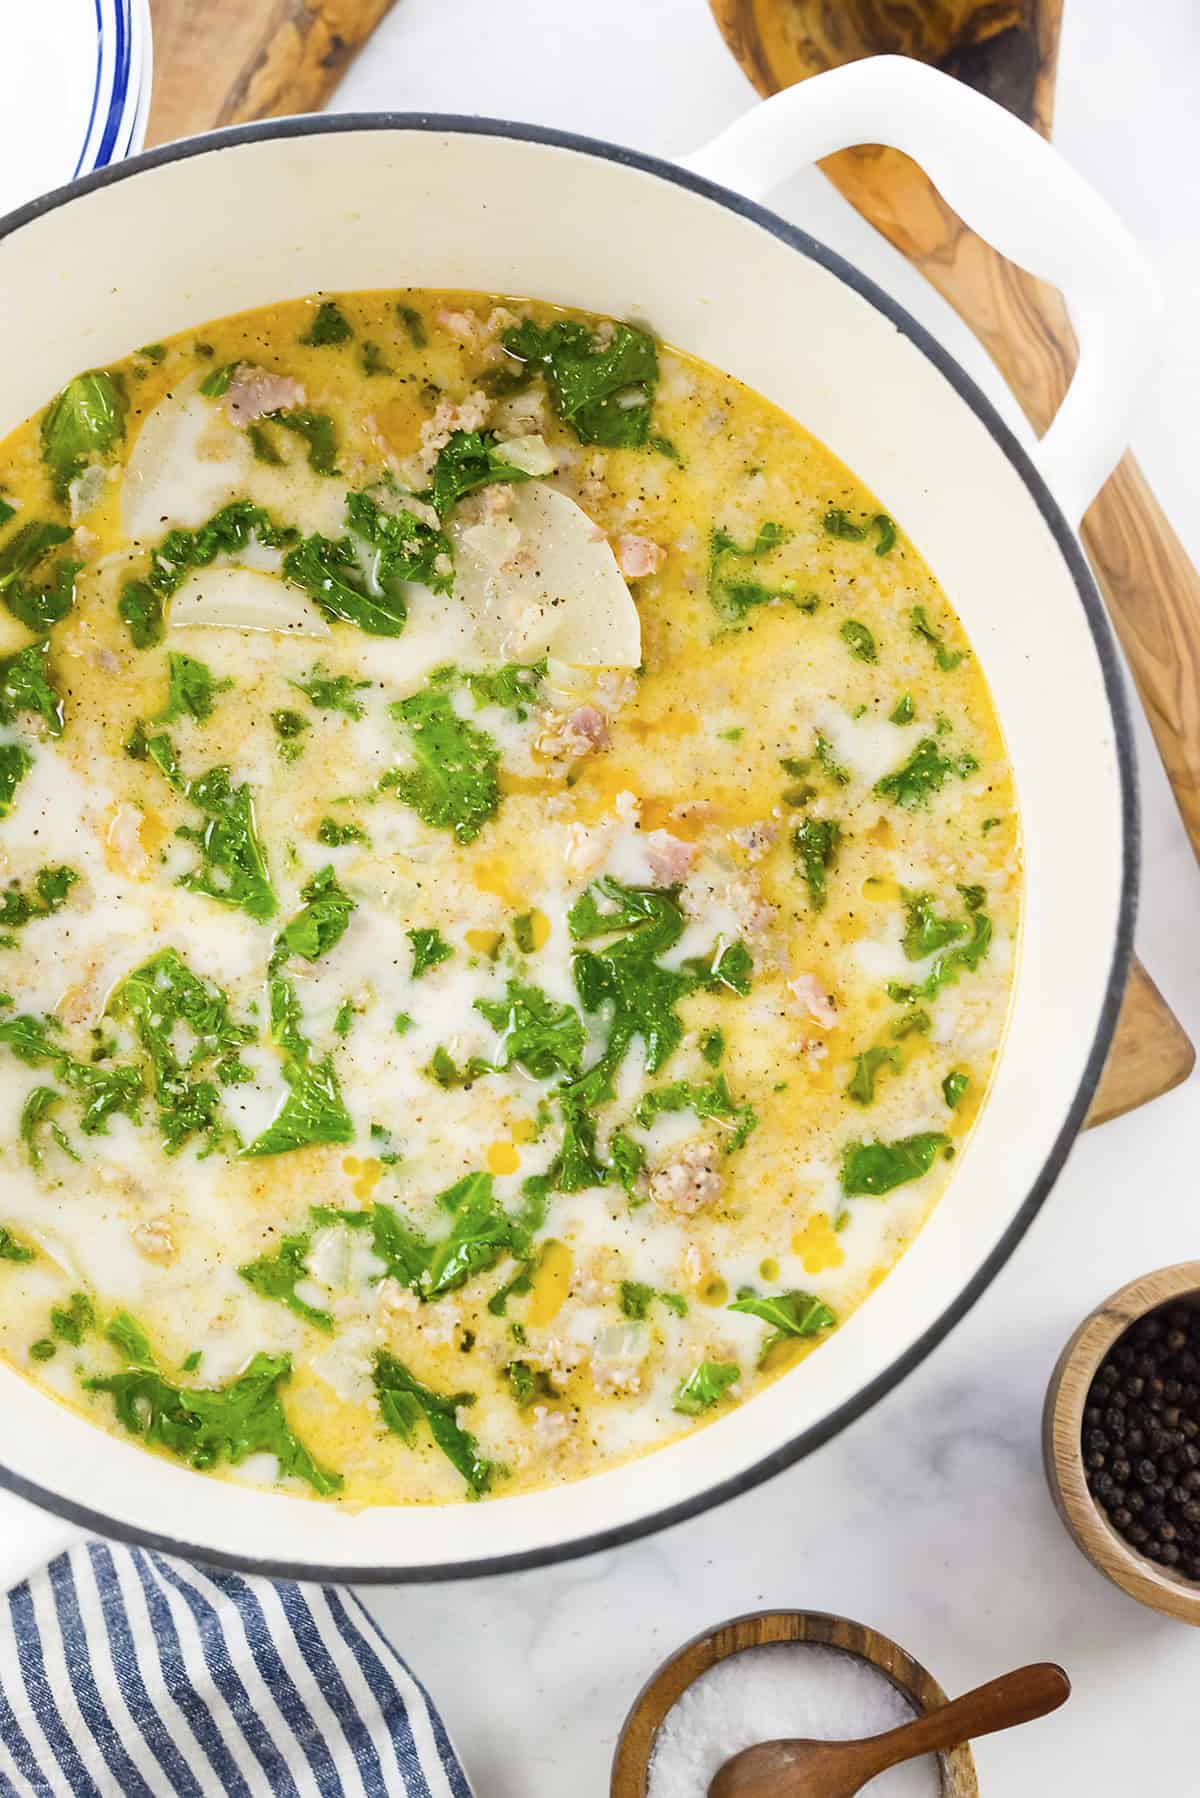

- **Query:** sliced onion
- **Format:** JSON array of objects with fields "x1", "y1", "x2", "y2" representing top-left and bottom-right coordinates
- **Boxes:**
[
  {"x1": 495, "y1": 433, "x2": 557, "y2": 476},
  {"x1": 169, "y1": 565, "x2": 330, "y2": 637}
]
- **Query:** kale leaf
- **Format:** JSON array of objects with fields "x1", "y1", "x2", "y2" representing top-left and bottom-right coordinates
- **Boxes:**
[
  {"x1": 841, "y1": 1132, "x2": 952, "y2": 1196},
  {"x1": 85, "y1": 1319, "x2": 341, "y2": 1494},
  {"x1": 0, "y1": 520, "x2": 79, "y2": 632},
  {"x1": 674, "y1": 1360, "x2": 740, "y2": 1415},
  {"x1": 299, "y1": 301, "x2": 352, "y2": 346},
  {"x1": 156, "y1": 652, "x2": 233, "y2": 724},
  {"x1": 634, "y1": 1075, "x2": 757, "y2": 1152},
  {"x1": 291, "y1": 664, "x2": 370, "y2": 718},
  {"x1": 846, "y1": 1044, "x2": 902, "y2": 1106},
  {"x1": 875, "y1": 736, "x2": 978, "y2": 810},
  {"x1": 424, "y1": 431, "x2": 536, "y2": 518},
  {"x1": 0, "y1": 744, "x2": 32, "y2": 818},
  {"x1": 242, "y1": 976, "x2": 353, "y2": 1158},
  {"x1": 274, "y1": 865, "x2": 355, "y2": 965},
  {"x1": 502, "y1": 317, "x2": 658, "y2": 448},
  {"x1": 910, "y1": 605, "x2": 965, "y2": 671},
  {"x1": 792, "y1": 816, "x2": 842, "y2": 910},
  {"x1": 40, "y1": 371, "x2": 126, "y2": 499},
  {"x1": 373, "y1": 1351, "x2": 495, "y2": 1498},
  {"x1": 475, "y1": 979, "x2": 587, "y2": 1080},
  {"x1": 728, "y1": 1289, "x2": 836, "y2": 1361},
  {"x1": 0, "y1": 1007, "x2": 142, "y2": 1135},
  {"x1": 0, "y1": 640, "x2": 64, "y2": 736},
  {"x1": 408, "y1": 925, "x2": 453, "y2": 978},
  {"x1": 345, "y1": 490, "x2": 453, "y2": 596},
  {"x1": 239, "y1": 1233, "x2": 333, "y2": 1332},
  {"x1": 175, "y1": 764, "x2": 277, "y2": 922},
  {"x1": 707, "y1": 521, "x2": 789, "y2": 623},
  {"x1": 385, "y1": 686, "x2": 501, "y2": 844},
  {"x1": 109, "y1": 948, "x2": 255, "y2": 1155}
]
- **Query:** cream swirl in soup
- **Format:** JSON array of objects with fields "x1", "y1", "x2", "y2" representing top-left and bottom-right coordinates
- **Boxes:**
[{"x1": 0, "y1": 292, "x2": 1018, "y2": 1504}]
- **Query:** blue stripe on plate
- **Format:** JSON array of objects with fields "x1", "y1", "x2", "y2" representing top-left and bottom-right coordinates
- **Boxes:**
[
  {"x1": 92, "y1": 0, "x2": 132, "y2": 173},
  {"x1": 70, "y1": 0, "x2": 106, "y2": 181}
]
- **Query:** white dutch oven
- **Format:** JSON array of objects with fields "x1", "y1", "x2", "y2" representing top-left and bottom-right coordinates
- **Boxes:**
[{"x1": 0, "y1": 58, "x2": 1146, "y2": 1582}]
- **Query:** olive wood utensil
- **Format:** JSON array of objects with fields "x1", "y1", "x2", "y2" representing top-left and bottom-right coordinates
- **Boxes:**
[
  {"x1": 710, "y1": 0, "x2": 1197, "y2": 1124},
  {"x1": 707, "y1": 1661, "x2": 1069, "y2": 1797},
  {"x1": 612, "y1": 1610, "x2": 981, "y2": 1796},
  {"x1": 145, "y1": 0, "x2": 399, "y2": 145}
]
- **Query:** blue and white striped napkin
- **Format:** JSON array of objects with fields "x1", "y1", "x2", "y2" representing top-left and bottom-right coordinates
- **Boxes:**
[{"x1": 0, "y1": 1542, "x2": 474, "y2": 1797}]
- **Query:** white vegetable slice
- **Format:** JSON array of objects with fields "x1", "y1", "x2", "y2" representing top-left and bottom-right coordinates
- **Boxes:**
[
  {"x1": 121, "y1": 383, "x2": 347, "y2": 543},
  {"x1": 493, "y1": 433, "x2": 557, "y2": 476},
  {"x1": 168, "y1": 565, "x2": 331, "y2": 637},
  {"x1": 451, "y1": 483, "x2": 641, "y2": 668}
]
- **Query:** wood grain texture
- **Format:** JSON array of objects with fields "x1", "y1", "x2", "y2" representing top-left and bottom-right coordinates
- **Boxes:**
[
  {"x1": 145, "y1": 0, "x2": 398, "y2": 146},
  {"x1": 610, "y1": 1610, "x2": 978, "y2": 1797},
  {"x1": 1084, "y1": 959, "x2": 1194, "y2": 1128},
  {"x1": 708, "y1": 1663, "x2": 1067, "y2": 1796},
  {"x1": 711, "y1": 0, "x2": 1198, "y2": 1118},
  {"x1": 1043, "y1": 1263, "x2": 1200, "y2": 1623}
]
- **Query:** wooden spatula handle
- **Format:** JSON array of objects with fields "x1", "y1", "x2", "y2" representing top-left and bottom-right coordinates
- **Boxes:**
[
  {"x1": 146, "y1": 0, "x2": 399, "y2": 147},
  {"x1": 848, "y1": 1661, "x2": 1070, "y2": 1781}
]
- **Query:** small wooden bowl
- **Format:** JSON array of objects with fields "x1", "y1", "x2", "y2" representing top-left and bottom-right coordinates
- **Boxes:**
[
  {"x1": 1043, "y1": 1260, "x2": 1200, "y2": 1624},
  {"x1": 611, "y1": 1609, "x2": 979, "y2": 1796}
]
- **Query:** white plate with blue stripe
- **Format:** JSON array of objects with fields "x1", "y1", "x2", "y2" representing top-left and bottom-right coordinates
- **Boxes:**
[{"x1": 1, "y1": 0, "x2": 152, "y2": 215}]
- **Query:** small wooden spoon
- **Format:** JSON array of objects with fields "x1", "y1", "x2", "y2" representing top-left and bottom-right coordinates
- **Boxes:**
[{"x1": 708, "y1": 1661, "x2": 1070, "y2": 1797}]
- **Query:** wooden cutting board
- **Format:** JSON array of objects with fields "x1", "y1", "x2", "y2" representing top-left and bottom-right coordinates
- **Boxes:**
[{"x1": 141, "y1": 0, "x2": 1194, "y2": 1128}]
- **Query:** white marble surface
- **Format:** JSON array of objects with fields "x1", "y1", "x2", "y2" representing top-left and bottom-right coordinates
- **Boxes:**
[
  {"x1": 333, "y1": 2, "x2": 1200, "y2": 1792},
  {"x1": 3, "y1": 3, "x2": 1200, "y2": 1791}
]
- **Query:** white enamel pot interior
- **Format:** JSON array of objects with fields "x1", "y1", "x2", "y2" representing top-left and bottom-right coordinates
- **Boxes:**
[{"x1": 0, "y1": 109, "x2": 1136, "y2": 1581}]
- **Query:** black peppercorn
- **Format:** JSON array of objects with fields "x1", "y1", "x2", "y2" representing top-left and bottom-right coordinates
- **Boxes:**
[{"x1": 1082, "y1": 1301, "x2": 1200, "y2": 1580}]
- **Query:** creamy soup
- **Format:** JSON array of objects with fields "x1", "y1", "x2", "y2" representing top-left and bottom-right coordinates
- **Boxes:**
[{"x1": 0, "y1": 292, "x2": 1018, "y2": 1505}]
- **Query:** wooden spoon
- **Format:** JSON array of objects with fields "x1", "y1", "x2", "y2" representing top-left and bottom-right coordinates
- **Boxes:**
[
  {"x1": 710, "y1": 0, "x2": 1197, "y2": 1125},
  {"x1": 708, "y1": 1660, "x2": 1070, "y2": 1797}
]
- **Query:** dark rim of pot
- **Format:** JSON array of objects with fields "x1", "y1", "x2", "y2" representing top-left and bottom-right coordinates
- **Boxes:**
[{"x1": 0, "y1": 111, "x2": 1139, "y2": 1584}]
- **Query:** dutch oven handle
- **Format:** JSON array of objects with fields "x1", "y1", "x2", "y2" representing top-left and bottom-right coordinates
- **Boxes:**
[{"x1": 680, "y1": 54, "x2": 1160, "y2": 528}]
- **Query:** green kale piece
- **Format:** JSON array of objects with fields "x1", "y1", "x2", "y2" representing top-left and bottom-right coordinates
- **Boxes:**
[
  {"x1": 421, "y1": 1171, "x2": 531, "y2": 1300},
  {"x1": 943, "y1": 1071, "x2": 970, "y2": 1109},
  {"x1": 0, "y1": 1223, "x2": 35, "y2": 1262},
  {"x1": 0, "y1": 865, "x2": 78, "y2": 937},
  {"x1": 317, "y1": 817, "x2": 369, "y2": 847},
  {"x1": 474, "y1": 979, "x2": 587, "y2": 1080},
  {"x1": 241, "y1": 976, "x2": 353, "y2": 1158},
  {"x1": 911, "y1": 605, "x2": 965, "y2": 671},
  {"x1": 889, "y1": 693, "x2": 915, "y2": 725},
  {"x1": 345, "y1": 489, "x2": 453, "y2": 597},
  {"x1": 841, "y1": 1132, "x2": 952, "y2": 1197},
  {"x1": 901, "y1": 891, "x2": 968, "y2": 961},
  {"x1": 567, "y1": 877, "x2": 695, "y2": 1089},
  {"x1": 299, "y1": 300, "x2": 352, "y2": 346},
  {"x1": 268, "y1": 410, "x2": 339, "y2": 475},
  {"x1": 792, "y1": 816, "x2": 841, "y2": 910},
  {"x1": 373, "y1": 1351, "x2": 495, "y2": 1498},
  {"x1": 40, "y1": 371, "x2": 126, "y2": 498},
  {"x1": 291, "y1": 665, "x2": 370, "y2": 719},
  {"x1": 386, "y1": 686, "x2": 500, "y2": 844},
  {"x1": 397, "y1": 305, "x2": 427, "y2": 348},
  {"x1": 408, "y1": 926, "x2": 452, "y2": 978},
  {"x1": 271, "y1": 709, "x2": 309, "y2": 761},
  {"x1": 424, "y1": 431, "x2": 536, "y2": 518},
  {"x1": 85, "y1": 1318, "x2": 341, "y2": 1494},
  {"x1": 0, "y1": 1008, "x2": 142, "y2": 1135},
  {"x1": 108, "y1": 948, "x2": 255, "y2": 1156},
  {"x1": 119, "y1": 501, "x2": 297, "y2": 649},
  {"x1": 707, "y1": 521, "x2": 789, "y2": 623},
  {"x1": 503, "y1": 316, "x2": 658, "y2": 448},
  {"x1": 875, "y1": 736, "x2": 979, "y2": 810},
  {"x1": 239, "y1": 1233, "x2": 333, "y2": 1332},
  {"x1": 822, "y1": 509, "x2": 895, "y2": 555},
  {"x1": 175, "y1": 764, "x2": 277, "y2": 922},
  {"x1": 634, "y1": 1074, "x2": 757, "y2": 1152},
  {"x1": 274, "y1": 865, "x2": 355, "y2": 965},
  {"x1": 840, "y1": 619, "x2": 877, "y2": 663},
  {"x1": 728, "y1": 1289, "x2": 836, "y2": 1362},
  {"x1": 0, "y1": 640, "x2": 64, "y2": 736},
  {"x1": 155, "y1": 653, "x2": 233, "y2": 724},
  {"x1": 846, "y1": 1044, "x2": 902, "y2": 1106},
  {"x1": 19, "y1": 1085, "x2": 78, "y2": 1169},
  {"x1": 0, "y1": 520, "x2": 79, "y2": 632},
  {"x1": 674, "y1": 1360, "x2": 740, "y2": 1415}
]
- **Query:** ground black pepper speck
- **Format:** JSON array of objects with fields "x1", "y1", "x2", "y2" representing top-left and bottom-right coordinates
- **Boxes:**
[{"x1": 1083, "y1": 1304, "x2": 1200, "y2": 1577}]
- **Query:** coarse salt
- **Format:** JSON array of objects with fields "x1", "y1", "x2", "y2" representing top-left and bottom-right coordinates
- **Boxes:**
[{"x1": 646, "y1": 1643, "x2": 942, "y2": 1797}]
